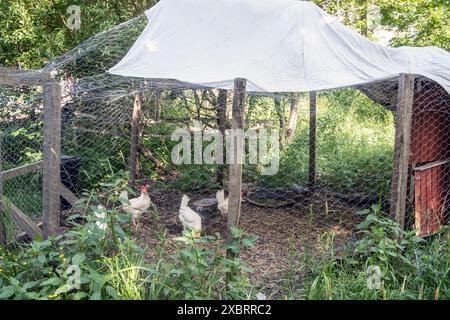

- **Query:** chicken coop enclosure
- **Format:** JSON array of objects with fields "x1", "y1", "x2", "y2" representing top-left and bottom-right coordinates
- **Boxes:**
[
  {"x1": 1, "y1": 71, "x2": 449, "y2": 245},
  {"x1": 1, "y1": 1, "x2": 450, "y2": 246}
]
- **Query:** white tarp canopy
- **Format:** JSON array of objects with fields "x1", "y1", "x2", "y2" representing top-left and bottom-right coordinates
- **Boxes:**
[{"x1": 109, "y1": 0, "x2": 450, "y2": 94}]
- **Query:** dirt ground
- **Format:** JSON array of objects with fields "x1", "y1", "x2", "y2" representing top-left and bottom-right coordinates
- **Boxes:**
[{"x1": 133, "y1": 189, "x2": 363, "y2": 295}]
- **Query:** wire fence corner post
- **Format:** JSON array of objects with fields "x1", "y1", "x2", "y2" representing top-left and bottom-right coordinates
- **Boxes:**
[
  {"x1": 42, "y1": 81, "x2": 62, "y2": 239},
  {"x1": 390, "y1": 73, "x2": 415, "y2": 240}
]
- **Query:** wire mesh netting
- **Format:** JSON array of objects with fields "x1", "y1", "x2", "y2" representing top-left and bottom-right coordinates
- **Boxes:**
[
  {"x1": 0, "y1": 13, "x2": 449, "y2": 267},
  {"x1": 0, "y1": 86, "x2": 43, "y2": 226}
]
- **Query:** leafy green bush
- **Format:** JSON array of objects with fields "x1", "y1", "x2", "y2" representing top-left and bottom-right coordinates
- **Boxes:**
[
  {"x1": 145, "y1": 228, "x2": 257, "y2": 300},
  {"x1": 0, "y1": 204, "x2": 137, "y2": 300}
]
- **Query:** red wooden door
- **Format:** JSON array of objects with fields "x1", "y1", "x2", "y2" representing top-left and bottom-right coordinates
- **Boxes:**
[{"x1": 414, "y1": 160, "x2": 450, "y2": 236}]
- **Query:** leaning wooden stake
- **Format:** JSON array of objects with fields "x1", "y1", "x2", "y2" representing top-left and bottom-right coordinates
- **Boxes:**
[
  {"x1": 128, "y1": 92, "x2": 143, "y2": 187},
  {"x1": 42, "y1": 82, "x2": 62, "y2": 238},
  {"x1": 227, "y1": 79, "x2": 247, "y2": 257},
  {"x1": 390, "y1": 74, "x2": 415, "y2": 239},
  {"x1": 309, "y1": 91, "x2": 317, "y2": 191}
]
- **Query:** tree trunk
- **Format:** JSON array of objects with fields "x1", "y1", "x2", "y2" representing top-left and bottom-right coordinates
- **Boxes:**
[
  {"x1": 274, "y1": 94, "x2": 286, "y2": 150},
  {"x1": 287, "y1": 93, "x2": 300, "y2": 143}
]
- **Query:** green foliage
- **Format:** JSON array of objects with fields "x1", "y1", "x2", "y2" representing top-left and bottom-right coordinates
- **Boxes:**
[
  {"x1": 0, "y1": 226, "x2": 257, "y2": 300},
  {"x1": 378, "y1": 0, "x2": 449, "y2": 49},
  {"x1": 315, "y1": 0, "x2": 373, "y2": 36},
  {"x1": 315, "y1": 0, "x2": 449, "y2": 50},
  {"x1": 0, "y1": 0, "x2": 159, "y2": 68},
  {"x1": 1, "y1": 122, "x2": 43, "y2": 167},
  {"x1": 284, "y1": 205, "x2": 450, "y2": 300},
  {"x1": 0, "y1": 173, "x2": 256, "y2": 300},
  {"x1": 249, "y1": 88, "x2": 394, "y2": 202},
  {"x1": 0, "y1": 111, "x2": 44, "y2": 216},
  {"x1": 146, "y1": 228, "x2": 257, "y2": 300},
  {"x1": 0, "y1": 195, "x2": 137, "y2": 299}
]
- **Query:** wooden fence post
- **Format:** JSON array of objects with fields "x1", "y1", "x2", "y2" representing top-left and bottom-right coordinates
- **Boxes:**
[
  {"x1": 129, "y1": 92, "x2": 143, "y2": 187},
  {"x1": 216, "y1": 89, "x2": 227, "y2": 188},
  {"x1": 390, "y1": 73, "x2": 415, "y2": 238},
  {"x1": 227, "y1": 79, "x2": 247, "y2": 250},
  {"x1": 0, "y1": 132, "x2": 5, "y2": 245},
  {"x1": 309, "y1": 91, "x2": 317, "y2": 191},
  {"x1": 42, "y1": 82, "x2": 62, "y2": 238}
]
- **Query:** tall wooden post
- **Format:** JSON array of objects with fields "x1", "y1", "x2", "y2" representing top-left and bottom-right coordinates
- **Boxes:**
[
  {"x1": 0, "y1": 132, "x2": 6, "y2": 245},
  {"x1": 390, "y1": 74, "x2": 415, "y2": 237},
  {"x1": 309, "y1": 91, "x2": 317, "y2": 191},
  {"x1": 128, "y1": 92, "x2": 143, "y2": 187},
  {"x1": 42, "y1": 82, "x2": 62, "y2": 238},
  {"x1": 216, "y1": 89, "x2": 227, "y2": 188},
  {"x1": 227, "y1": 79, "x2": 246, "y2": 249}
]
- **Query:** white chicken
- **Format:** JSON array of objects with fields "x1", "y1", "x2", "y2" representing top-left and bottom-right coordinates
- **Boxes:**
[
  {"x1": 119, "y1": 184, "x2": 152, "y2": 229},
  {"x1": 216, "y1": 190, "x2": 228, "y2": 216},
  {"x1": 178, "y1": 195, "x2": 202, "y2": 235},
  {"x1": 216, "y1": 190, "x2": 248, "y2": 215}
]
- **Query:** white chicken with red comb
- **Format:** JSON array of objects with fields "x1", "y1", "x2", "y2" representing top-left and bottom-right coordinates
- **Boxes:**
[{"x1": 119, "y1": 184, "x2": 152, "y2": 229}]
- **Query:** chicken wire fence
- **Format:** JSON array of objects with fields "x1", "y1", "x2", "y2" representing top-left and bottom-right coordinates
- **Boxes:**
[{"x1": 0, "y1": 13, "x2": 449, "y2": 244}]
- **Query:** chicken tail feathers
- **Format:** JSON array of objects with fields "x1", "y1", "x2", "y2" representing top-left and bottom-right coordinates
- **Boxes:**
[
  {"x1": 119, "y1": 190, "x2": 128, "y2": 202},
  {"x1": 216, "y1": 190, "x2": 225, "y2": 204},
  {"x1": 180, "y1": 195, "x2": 190, "y2": 208}
]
